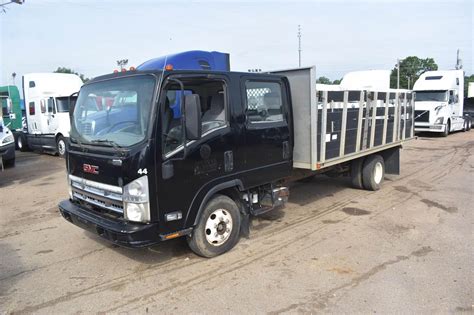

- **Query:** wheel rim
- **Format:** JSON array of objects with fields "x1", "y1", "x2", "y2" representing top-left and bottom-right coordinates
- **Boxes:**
[
  {"x1": 58, "y1": 139, "x2": 66, "y2": 155},
  {"x1": 18, "y1": 137, "x2": 22, "y2": 149},
  {"x1": 374, "y1": 161, "x2": 383, "y2": 184},
  {"x1": 205, "y1": 209, "x2": 233, "y2": 246}
]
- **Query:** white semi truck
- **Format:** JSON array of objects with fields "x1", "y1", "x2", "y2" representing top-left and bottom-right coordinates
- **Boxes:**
[
  {"x1": 18, "y1": 73, "x2": 83, "y2": 156},
  {"x1": 413, "y1": 70, "x2": 471, "y2": 136},
  {"x1": 0, "y1": 115, "x2": 15, "y2": 167}
]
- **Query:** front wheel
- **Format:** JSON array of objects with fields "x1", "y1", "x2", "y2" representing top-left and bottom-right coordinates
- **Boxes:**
[
  {"x1": 187, "y1": 195, "x2": 241, "y2": 258},
  {"x1": 17, "y1": 134, "x2": 29, "y2": 152},
  {"x1": 56, "y1": 136, "x2": 66, "y2": 157},
  {"x1": 441, "y1": 121, "x2": 450, "y2": 137}
]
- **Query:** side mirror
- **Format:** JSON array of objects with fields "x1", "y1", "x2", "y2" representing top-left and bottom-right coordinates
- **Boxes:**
[{"x1": 184, "y1": 94, "x2": 202, "y2": 140}]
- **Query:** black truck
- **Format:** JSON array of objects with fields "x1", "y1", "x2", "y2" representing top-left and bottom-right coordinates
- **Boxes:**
[{"x1": 59, "y1": 66, "x2": 414, "y2": 257}]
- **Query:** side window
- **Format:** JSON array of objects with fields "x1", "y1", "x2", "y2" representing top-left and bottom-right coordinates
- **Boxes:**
[
  {"x1": 40, "y1": 99, "x2": 46, "y2": 113},
  {"x1": 29, "y1": 102, "x2": 35, "y2": 115},
  {"x1": 245, "y1": 81, "x2": 283, "y2": 123},
  {"x1": 29, "y1": 81, "x2": 35, "y2": 88},
  {"x1": 163, "y1": 79, "x2": 227, "y2": 156},
  {"x1": 47, "y1": 98, "x2": 56, "y2": 114}
]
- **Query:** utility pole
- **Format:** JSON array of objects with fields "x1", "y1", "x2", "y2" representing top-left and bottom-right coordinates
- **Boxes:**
[
  {"x1": 297, "y1": 25, "x2": 302, "y2": 67},
  {"x1": 397, "y1": 59, "x2": 400, "y2": 90},
  {"x1": 455, "y1": 49, "x2": 462, "y2": 70}
]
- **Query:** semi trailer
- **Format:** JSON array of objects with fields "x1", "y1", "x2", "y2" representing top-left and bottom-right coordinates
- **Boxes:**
[
  {"x1": 59, "y1": 64, "x2": 414, "y2": 257},
  {"x1": 18, "y1": 73, "x2": 83, "y2": 156},
  {"x1": 413, "y1": 70, "x2": 471, "y2": 135}
]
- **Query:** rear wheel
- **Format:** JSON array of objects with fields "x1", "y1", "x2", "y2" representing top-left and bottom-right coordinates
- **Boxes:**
[
  {"x1": 187, "y1": 195, "x2": 241, "y2": 258},
  {"x1": 350, "y1": 158, "x2": 364, "y2": 189},
  {"x1": 362, "y1": 155, "x2": 385, "y2": 191},
  {"x1": 56, "y1": 135, "x2": 66, "y2": 157}
]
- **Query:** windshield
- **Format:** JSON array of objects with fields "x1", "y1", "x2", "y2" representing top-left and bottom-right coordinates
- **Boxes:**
[
  {"x1": 56, "y1": 96, "x2": 77, "y2": 113},
  {"x1": 71, "y1": 75, "x2": 156, "y2": 147},
  {"x1": 415, "y1": 90, "x2": 447, "y2": 102}
]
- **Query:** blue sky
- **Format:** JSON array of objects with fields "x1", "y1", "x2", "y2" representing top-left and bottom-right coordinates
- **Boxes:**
[{"x1": 0, "y1": 0, "x2": 472, "y2": 88}]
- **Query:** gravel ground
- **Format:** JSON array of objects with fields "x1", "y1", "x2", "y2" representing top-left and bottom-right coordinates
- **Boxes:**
[{"x1": 0, "y1": 131, "x2": 473, "y2": 314}]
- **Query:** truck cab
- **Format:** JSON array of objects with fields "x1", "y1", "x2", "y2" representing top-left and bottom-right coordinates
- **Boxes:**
[
  {"x1": 59, "y1": 68, "x2": 292, "y2": 257},
  {"x1": 413, "y1": 70, "x2": 467, "y2": 136},
  {"x1": 20, "y1": 73, "x2": 83, "y2": 156}
]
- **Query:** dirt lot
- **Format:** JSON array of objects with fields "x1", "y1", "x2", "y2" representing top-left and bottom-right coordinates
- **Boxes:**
[{"x1": 1, "y1": 132, "x2": 473, "y2": 314}]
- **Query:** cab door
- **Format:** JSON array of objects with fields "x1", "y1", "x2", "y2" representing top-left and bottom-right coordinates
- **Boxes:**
[
  {"x1": 241, "y1": 76, "x2": 292, "y2": 185},
  {"x1": 47, "y1": 97, "x2": 59, "y2": 133}
]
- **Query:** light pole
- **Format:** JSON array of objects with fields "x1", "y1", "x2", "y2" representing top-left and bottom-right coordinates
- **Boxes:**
[
  {"x1": 297, "y1": 25, "x2": 302, "y2": 67},
  {"x1": 11, "y1": 72, "x2": 16, "y2": 86},
  {"x1": 396, "y1": 59, "x2": 400, "y2": 90}
]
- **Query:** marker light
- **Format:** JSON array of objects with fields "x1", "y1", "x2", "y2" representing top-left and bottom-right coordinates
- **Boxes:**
[
  {"x1": 165, "y1": 64, "x2": 174, "y2": 71},
  {"x1": 113, "y1": 69, "x2": 119, "y2": 73},
  {"x1": 129, "y1": 66, "x2": 136, "y2": 71},
  {"x1": 121, "y1": 68, "x2": 127, "y2": 72}
]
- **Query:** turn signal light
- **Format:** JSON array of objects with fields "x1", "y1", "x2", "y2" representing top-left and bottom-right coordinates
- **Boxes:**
[
  {"x1": 165, "y1": 64, "x2": 174, "y2": 71},
  {"x1": 129, "y1": 66, "x2": 136, "y2": 71}
]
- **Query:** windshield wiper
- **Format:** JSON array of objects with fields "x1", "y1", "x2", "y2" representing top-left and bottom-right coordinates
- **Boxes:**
[{"x1": 90, "y1": 139, "x2": 123, "y2": 154}]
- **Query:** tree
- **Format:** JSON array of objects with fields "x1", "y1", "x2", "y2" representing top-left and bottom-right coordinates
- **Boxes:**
[
  {"x1": 390, "y1": 56, "x2": 438, "y2": 89},
  {"x1": 53, "y1": 67, "x2": 89, "y2": 83},
  {"x1": 317, "y1": 76, "x2": 332, "y2": 84},
  {"x1": 332, "y1": 79, "x2": 341, "y2": 85}
]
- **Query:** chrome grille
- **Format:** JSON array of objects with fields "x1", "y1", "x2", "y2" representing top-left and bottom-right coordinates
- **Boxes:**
[
  {"x1": 414, "y1": 110, "x2": 429, "y2": 122},
  {"x1": 69, "y1": 175, "x2": 123, "y2": 214}
]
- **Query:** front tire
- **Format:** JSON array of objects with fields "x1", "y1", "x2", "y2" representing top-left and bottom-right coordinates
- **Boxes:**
[
  {"x1": 187, "y1": 195, "x2": 241, "y2": 258},
  {"x1": 56, "y1": 135, "x2": 66, "y2": 157},
  {"x1": 4, "y1": 158, "x2": 15, "y2": 167},
  {"x1": 362, "y1": 155, "x2": 385, "y2": 191},
  {"x1": 441, "y1": 120, "x2": 450, "y2": 137},
  {"x1": 17, "y1": 134, "x2": 29, "y2": 152}
]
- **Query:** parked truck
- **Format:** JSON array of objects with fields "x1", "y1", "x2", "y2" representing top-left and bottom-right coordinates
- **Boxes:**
[
  {"x1": 0, "y1": 115, "x2": 15, "y2": 167},
  {"x1": 58, "y1": 64, "x2": 414, "y2": 257},
  {"x1": 413, "y1": 70, "x2": 471, "y2": 136},
  {"x1": 17, "y1": 73, "x2": 83, "y2": 156}
]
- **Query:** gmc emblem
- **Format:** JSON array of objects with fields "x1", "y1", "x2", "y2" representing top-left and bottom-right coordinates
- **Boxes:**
[{"x1": 83, "y1": 164, "x2": 99, "y2": 175}]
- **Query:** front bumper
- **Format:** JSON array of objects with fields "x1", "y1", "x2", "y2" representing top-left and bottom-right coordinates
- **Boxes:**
[
  {"x1": 414, "y1": 123, "x2": 445, "y2": 133},
  {"x1": 0, "y1": 142, "x2": 15, "y2": 160},
  {"x1": 59, "y1": 199, "x2": 160, "y2": 248}
]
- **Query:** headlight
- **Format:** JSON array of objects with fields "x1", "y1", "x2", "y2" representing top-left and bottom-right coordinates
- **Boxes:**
[
  {"x1": 123, "y1": 176, "x2": 150, "y2": 222},
  {"x1": 434, "y1": 117, "x2": 444, "y2": 124},
  {"x1": 2, "y1": 135, "x2": 13, "y2": 144},
  {"x1": 124, "y1": 202, "x2": 150, "y2": 222}
]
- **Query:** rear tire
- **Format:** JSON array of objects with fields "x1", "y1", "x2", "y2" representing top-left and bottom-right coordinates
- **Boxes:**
[
  {"x1": 362, "y1": 155, "x2": 385, "y2": 191},
  {"x1": 56, "y1": 135, "x2": 66, "y2": 157},
  {"x1": 187, "y1": 195, "x2": 241, "y2": 258},
  {"x1": 350, "y1": 158, "x2": 364, "y2": 189}
]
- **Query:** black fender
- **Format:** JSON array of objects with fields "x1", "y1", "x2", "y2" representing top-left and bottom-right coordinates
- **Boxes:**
[{"x1": 185, "y1": 179, "x2": 244, "y2": 227}]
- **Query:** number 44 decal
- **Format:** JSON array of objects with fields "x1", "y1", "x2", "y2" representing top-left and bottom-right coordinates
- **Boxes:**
[{"x1": 138, "y1": 168, "x2": 148, "y2": 175}]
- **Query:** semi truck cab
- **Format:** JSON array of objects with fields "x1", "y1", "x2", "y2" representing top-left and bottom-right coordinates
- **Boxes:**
[{"x1": 413, "y1": 70, "x2": 469, "y2": 135}]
